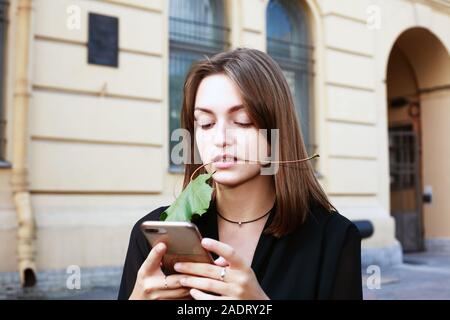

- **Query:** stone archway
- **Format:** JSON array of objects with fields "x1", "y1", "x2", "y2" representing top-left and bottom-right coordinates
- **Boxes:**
[{"x1": 386, "y1": 27, "x2": 450, "y2": 252}]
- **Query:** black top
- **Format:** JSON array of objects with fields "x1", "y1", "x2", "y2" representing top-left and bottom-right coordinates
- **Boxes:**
[{"x1": 118, "y1": 201, "x2": 363, "y2": 300}]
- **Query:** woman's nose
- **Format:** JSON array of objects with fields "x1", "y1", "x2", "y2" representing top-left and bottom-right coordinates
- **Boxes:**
[{"x1": 213, "y1": 122, "x2": 233, "y2": 148}]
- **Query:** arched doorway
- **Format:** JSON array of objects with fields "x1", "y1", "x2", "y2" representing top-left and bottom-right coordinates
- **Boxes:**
[{"x1": 386, "y1": 27, "x2": 450, "y2": 252}]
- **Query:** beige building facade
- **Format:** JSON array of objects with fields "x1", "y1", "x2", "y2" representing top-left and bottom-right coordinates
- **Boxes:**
[{"x1": 0, "y1": 0, "x2": 449, "y2": 286}]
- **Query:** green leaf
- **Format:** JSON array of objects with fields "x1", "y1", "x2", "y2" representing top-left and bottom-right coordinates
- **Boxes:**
[{"x1": 160, "y1": 171, "x2": 215, "y2": 222}]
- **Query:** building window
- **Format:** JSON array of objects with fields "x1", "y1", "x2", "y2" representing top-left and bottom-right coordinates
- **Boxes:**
[
  {"x1": 266, "y1": 0, "x2": 315, "y2": 155},
  {"x1": 0, "y1": 0, "x2": 8, "y2": 163},
  {"x1": 169, "y1": 0, "x2": 229, "y2": 172}
]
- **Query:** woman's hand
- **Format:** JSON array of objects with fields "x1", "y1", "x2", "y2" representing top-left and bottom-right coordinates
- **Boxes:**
[
  {"x1": 174, "y1": 238, "x2": 269, "y2": 300},
  {"x1": 129, "y1": 243, "x2": 191, "y2": 300}
]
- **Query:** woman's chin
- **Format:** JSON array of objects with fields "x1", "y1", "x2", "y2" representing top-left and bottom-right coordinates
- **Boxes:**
[
  {"x1": 211, "y1": 168, "x2": 260, "y2": 188},
  {"x1": 211, "y1": 171, "x2": 242, "y2": 187}
]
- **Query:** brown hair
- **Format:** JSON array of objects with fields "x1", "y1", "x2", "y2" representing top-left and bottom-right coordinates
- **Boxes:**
[{"x1": 180, "y1": 48, "x2": 333, "y2": 237}]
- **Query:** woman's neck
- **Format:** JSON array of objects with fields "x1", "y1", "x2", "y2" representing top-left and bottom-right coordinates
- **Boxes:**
[{"x1": 214, "y1": 174, "x2": 276, "y2": 222}]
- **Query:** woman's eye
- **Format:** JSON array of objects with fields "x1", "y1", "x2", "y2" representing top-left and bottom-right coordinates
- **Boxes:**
[
  {"x1": 197, "y1": 122, "x2": 252, "y2": 129},
  {"x1": 199, "y1": 123, "x2": 214, "y2": 130},
  {"x1": 235, "y1": 122, "x2": 253, "y2": 128}
]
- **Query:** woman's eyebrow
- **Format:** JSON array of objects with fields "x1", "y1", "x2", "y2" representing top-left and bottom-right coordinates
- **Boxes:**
[{"x1": 194, "y1": 105, "x2": 244, "y2": 114}]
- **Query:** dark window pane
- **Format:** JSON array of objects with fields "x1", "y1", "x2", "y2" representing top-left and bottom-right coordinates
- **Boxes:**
[
  {"x1": 168, "y1": 0, "x2": 228, "y2": 171},
  {"x1": 266, "y1": 0, "x2": 314, "y2": 155}
]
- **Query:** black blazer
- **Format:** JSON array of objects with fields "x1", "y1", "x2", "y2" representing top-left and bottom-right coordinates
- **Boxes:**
[{"x1": 118, "y1": 201, "x2": 363, "y2": 300}]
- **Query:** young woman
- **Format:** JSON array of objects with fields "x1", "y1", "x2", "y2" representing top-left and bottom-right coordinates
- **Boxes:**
[{"x1": 118, "y1": 48, "x2": 362, "y2": 300}]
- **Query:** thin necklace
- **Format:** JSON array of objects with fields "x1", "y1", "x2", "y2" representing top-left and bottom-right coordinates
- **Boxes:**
[{"x1": 216, "y1": 207, "x2": 273, "y2": 227}]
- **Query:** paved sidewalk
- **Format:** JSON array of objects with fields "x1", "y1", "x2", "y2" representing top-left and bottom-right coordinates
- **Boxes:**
[
  {"x1": 1, "y1": 251, "x2": 449, "y2": 299},
  {"x1": 363, "y1": 251, "x2": 450, "y2": 300},
  {"x1": 0, "y1": 266, "x2": 121, "y2": 300}
]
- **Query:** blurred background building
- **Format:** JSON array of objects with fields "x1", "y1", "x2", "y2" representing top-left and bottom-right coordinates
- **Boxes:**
[{"x1": 0, "y1": 0, "x2": 449, "y2": 288}]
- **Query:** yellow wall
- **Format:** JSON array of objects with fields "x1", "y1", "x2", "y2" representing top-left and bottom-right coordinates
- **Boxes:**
[
  {"x1": 1, "y1": 0, "x2": 450, "y2": 272},
  {"x1": 422, "y1": 89, "x2": 450, "y2": 238}
]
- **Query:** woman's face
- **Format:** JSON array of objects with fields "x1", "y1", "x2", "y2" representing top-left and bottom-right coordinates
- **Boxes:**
[{"x1": 194, "y1": 74, "x2": 269, "y2": 187}]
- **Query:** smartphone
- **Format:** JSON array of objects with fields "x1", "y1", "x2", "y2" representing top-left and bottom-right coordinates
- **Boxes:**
[{"x1": 140, "y1": 221, "x2": 214, "y2": 275}]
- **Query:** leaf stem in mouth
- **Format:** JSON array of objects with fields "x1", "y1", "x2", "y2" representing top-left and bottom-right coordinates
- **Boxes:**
[{"x1": 189, "y1": 154, "x2": 320, "y2": 182}]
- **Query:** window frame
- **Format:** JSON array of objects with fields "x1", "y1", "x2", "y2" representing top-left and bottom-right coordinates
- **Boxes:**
[
  {"x1": 168, "y1": 0, "x2": 230, "y2": 173},
  {"x1": 266, "y1": 0, "x2": 316, "y2": 156}
]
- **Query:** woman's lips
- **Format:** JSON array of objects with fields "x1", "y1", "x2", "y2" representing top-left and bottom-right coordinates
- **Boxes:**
[{"x1": 213, "y1": 157, "x2": 238, "y2": 169}]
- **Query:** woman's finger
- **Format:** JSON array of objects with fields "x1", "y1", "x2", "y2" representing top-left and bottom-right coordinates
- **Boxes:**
[
  {"x1": 140, "y1": 242, "x2": 166, "y2": 275},
  {"x1": 214, "y1": 256, "x2": 229, "y2": 267},
  {"x1": 150, "y1": 288, "x2": 191, "y2": 300},
  {"x1": 144, "y1": 273, "x2": 187, "y2": 291},
  {"x1": 174, "y1": 262, "x2": 226, "y2": 281},
  {"x1": 189, "y1": 288, "x2": 232, "y2": 300},
  {"x1": 179, "y1": 276, "x2": 231, "y2": 296},
  {"x1": 201, "y1": 238, "x2": 246, "y2": 269},
  {"x1": 166, "y1": 274, "x2": 192, "y2": 289}
]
